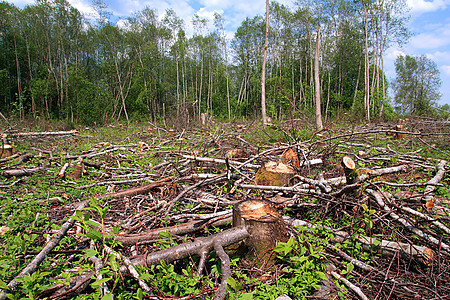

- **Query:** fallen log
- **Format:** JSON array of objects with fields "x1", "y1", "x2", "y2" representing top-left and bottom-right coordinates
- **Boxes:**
[
  {"x1": 115, "y1": 216, "x2": 232, "y2": 245},
  {"x1": 2, "y1": 167, "x2": 46, "y2": 177},
  {"x1": 423, "y1": 160, "x2": 447, "y2": 207},
  {"x1": 127, "y1": 225, "x2": 249, "y2": 268},
  {"x1": 14, "y1": 129, "x2": 78, "y2": 137}
]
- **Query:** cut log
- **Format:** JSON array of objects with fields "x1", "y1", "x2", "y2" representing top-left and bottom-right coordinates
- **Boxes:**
[
  {"x1": 255, "y1": 161, "x2": 295, "y2": 186},
  {"x1": 67, "y1": 164, "x2": 85, "y2": 179},
  {"x1": 3, "y1": 167, "x2": 46, "y2": 177},
  {"x1": 201, "y1": 112, "x2": 208, "y2": 127},
  {"x1": 232, "y1": 199, "x2": 289, "y2": 268},
  {"x1": 280, "y1": 148, "x2": 300, "y2": 168},
  {"x1": 1, "y1": 144, "x2": 13, "y2": 158},
  {"x1": 341, "y1": 156, "x2": 357, "y2": 184},
  {"x1": 395, "y1": 124, "x2": 405, "y2": 140}
]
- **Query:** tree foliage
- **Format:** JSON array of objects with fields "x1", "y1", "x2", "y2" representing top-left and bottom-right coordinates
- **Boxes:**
[
  {"x1": 393, "y1": 55, "x2": 441, "y2": 115},
  {"x1": 0, "y1": 0, "x2": 412, "y2": 124}
]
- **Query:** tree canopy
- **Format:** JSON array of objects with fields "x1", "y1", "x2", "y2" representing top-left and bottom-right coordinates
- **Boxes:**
[
  {"x1": 0, "y1": 0, "x2": 412, "y2": 125},
  {"x1": 393, "y1": 54, "x2": 441, "y2": 115}
]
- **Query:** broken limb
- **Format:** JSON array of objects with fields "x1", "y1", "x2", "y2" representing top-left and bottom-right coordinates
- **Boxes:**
[
  {"x1": 0, "y1": 201, "x2": 87, "y2": 300},
  {"x1": 126, "y1": 226, "x2": 249, "y2": 268},
  {"x1": 331, "y1": 270, "x2": 369, "y2": 300},
  {"x1": 89, "y1": 242, "x2": 111, "y2": 297},
  {"x1": 367, "y1": 189, "x2": 450, "y2": 255},
  {"x1": 288, "y1": 218, "x2": 434, "y2": 265},
  {"x1": 181, "y1": 154, "x2": 260, "y2": 169},
  {"x1": 14, "y1": 130, "x2": 78, "y2": 137},
  {"x1": 98, "y1": 176, "x2": 174, "y2": 199},
  {"x1": 115, "y1": 215, "x2": 232, "y2": 245},
  {"x1": 3, "y1": 166, "x2": 46, "y2": 177},
  {"x1": 212, "y1": 240, "x2": 232, "y2": 300},
  {"x1": 104, "y1": 244, "x2": 152, "y2": 294},
  {"x1": 423, "y1": 160, "x2": 447, "y2": 203},
  {"x1": 400, "y1": 206, "x2": 450, "y2": 235},
  {"x1": 58, "y1": 162, "x2": 69, "y2": 178}
]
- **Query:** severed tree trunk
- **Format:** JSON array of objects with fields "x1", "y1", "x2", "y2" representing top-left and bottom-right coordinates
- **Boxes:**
[
  {"x1": 255, "y1": 161, "x2": 295, "y2": 186},
  {"x1": 341, "y1": 156, "x2": 357, "y2": 184},
  {"x1": 232, "y1": 199, "x2": 289, "y2": 268}
]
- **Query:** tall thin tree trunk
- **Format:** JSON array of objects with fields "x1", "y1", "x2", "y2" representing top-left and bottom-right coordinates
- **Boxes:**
[
  {"x1": 314, "y1": 26, "x2": 323, "y2": 131},
  {"x1": 261, "y1": 0, "x2": 269, "y2": 125},
  {"x1": 364, "y1": 5, "x2": 370, "y2": 123},
  {"x1": 13, "y1": 37, "x2": 22, "y2": 119}
]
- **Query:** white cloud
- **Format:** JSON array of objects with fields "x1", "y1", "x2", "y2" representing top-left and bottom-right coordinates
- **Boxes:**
[
  {"x1": 196, "y1": 7, "x2": 223, "y2": 21},
  {"x1": 441, "y1": 65, "x2": 450, "y2": 75},
  {"x1": 69, "y1": 0, "x2": 100, "y2": 20},
  {"x1": 386, "y1": 48, "x2": 406, "y2": 60},
  {"x1": 410, "y1": 31, "x2": 450, "y2": 49},
  {"x1": 426, "y1": 51, "x2": 450, "y2": 63},
  {"x1": 407, "y1": 0, "x2": 449, "y2": 15},
  {"x1": 116, "y1": 18, "x2": 131, "y2": 29}
]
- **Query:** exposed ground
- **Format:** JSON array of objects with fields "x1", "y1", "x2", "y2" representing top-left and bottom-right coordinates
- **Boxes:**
[{"x1": 0, "y1": 117, "x2": 449, "y2": 300}]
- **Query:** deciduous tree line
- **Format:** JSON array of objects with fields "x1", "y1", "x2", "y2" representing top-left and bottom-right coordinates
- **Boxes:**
[{"x1": 0, "y1": 0, "x2": 411, "y2": 125}]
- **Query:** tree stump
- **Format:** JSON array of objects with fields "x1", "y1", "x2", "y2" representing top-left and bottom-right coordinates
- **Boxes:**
[
  {"x1": 255, "y1": 161, "x2": 295, "y2": 186},
  {"x1": 395, "y1": 124, "x2": 405, "y2": 139},
  {"x1": 341, "y1": 156, "x2": 357, "y2": 184},
  {"x1": 201, "y1": 113, "x2": 208, "y2": 127},
  {"x1": 1, "y1": 144, "x2": 13, "y2": 158},
  {"x1": 232, "y1": 199, "x2": 289, "y2": 268}
]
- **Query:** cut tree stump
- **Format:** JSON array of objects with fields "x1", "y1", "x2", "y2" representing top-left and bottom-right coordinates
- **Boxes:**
[
  {"x1": 395, "y1": 124, "x2": 405, "y2": 139},
  {"x1": 341, "y1": 156, "x2": 357, "y2": 184},
  {"x1": 1, "y1": 144, "x2": 13, "y2": 158},
  {"x1": 232, "y1": 199, "x2": 289, "y2": 268},
  {"x1": 255, "y1": 161, "x2": 295, "y2": 186}
]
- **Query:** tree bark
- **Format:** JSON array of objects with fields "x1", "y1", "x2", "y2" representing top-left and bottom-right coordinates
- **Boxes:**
[
  {"x1": 314, "y1": 26, "x2": 323, "y2": 131},
  {"x1": 232, "y1": 199, "x2": 289, "y2": 268},
  {"x1": 261, "y1": 0, "x2": 269, "y2": 125}
]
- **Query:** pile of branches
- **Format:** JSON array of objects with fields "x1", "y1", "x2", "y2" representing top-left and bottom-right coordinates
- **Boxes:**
[{"x1": 0, "y1": 122, "x2": 449, "y2": 299}]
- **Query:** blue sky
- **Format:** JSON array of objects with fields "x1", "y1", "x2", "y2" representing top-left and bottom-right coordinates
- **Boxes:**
[{"x1": 11, "y1": 0, "x2": 450, "y2": 106}]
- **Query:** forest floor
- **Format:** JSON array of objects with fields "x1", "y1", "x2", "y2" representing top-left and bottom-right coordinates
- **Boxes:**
[{"x1": 0, "y1": 117, "x2": 449, "y2": 300}]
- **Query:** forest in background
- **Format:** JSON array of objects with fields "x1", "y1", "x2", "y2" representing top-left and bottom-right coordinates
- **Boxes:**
[{"x1": 1, "y1": 0, "x2": 443, "y2": 126}]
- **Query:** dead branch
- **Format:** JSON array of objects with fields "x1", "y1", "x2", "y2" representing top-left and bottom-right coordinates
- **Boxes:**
[
  {"x1": 0, "y1": 152, "x2": 19, "y2": 163},
  {"x1": 212, "y1": 240, "x2": 232, "y2": 300},
  {"x1": 423, "y1": 160, "x2": 447, "y2": 203},
  {"x1": 3, "y1": 167, "x2": 46, "y2": 177},
  {"x1": 367, "y1": 189, "x2": 450, "y2": 255},
  {"x1": 400, "y1": 206, "x2": 450, "y2": 235},
  {"x1": 126, "y1": 226, "x2": 249, "y2": 268},
  {"x1": 89, "y1": 241, "x2": 111, "y2": 297},
  {"x1": 14, "y1": 130, "x2": 78, "y2": 137},
  {"x1": 115, "y1": 216, "x2": 232, "y2": 246},
  {"x1": 181, "y1": 154, "x2": 260, "y2": 169},
  {"x1": 58, "y1": 162, "x2": 69, "y2": 178},
  {"x1": 0, "y1": 201, "x2": 87, "y2": 299},
  {"x1": 289, "y1": 218, "x2": 434, "y2": 265},
  {"x1": 98, "y1": 176, "x2": 173, "y2": 199},
  {"x1": 104, "y1": 244, "x2": 151, "y2": 294},
  {"x1": 331, "y1": 270, "x2": 369, "y2": 300}
]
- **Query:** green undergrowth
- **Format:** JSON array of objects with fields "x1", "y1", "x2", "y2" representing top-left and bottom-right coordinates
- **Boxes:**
[{"x1": 0, "y1": 119, "x2": 449, "y2": 299}]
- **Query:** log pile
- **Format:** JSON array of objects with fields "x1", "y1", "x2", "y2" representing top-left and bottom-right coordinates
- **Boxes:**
[{"x1": 0, "y1": 122, "x2": 449, "y2": 299}]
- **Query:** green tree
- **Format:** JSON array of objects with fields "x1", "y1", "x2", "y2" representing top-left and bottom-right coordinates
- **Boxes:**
[{"x1": 393, "y1": 54, "x2": 441, "y2": 115}]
